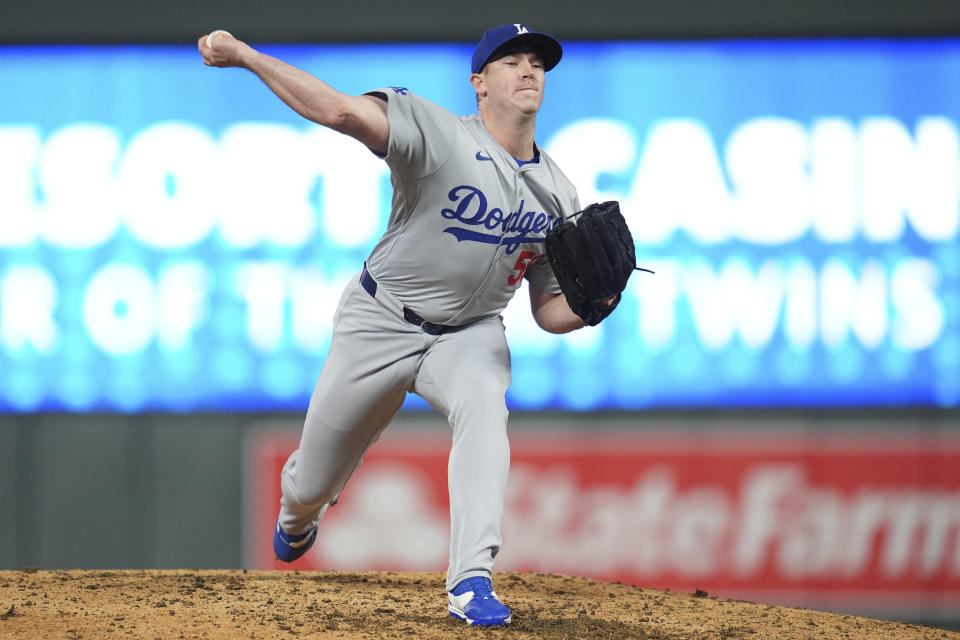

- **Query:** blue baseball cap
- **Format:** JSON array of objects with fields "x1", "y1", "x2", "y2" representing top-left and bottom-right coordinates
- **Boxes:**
[{"x1": 471, "y1": 24, "x2": 563, "y2": 74}]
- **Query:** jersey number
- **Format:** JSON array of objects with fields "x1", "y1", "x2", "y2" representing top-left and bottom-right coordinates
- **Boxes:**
[{"x1": 508, "y1": 251, "x2": 543, "y2": 286}]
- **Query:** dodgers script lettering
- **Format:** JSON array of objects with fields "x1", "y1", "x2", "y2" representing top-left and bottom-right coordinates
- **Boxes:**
[{"x1": 440, "y1": 185, "x2": 560, "y2": 254}]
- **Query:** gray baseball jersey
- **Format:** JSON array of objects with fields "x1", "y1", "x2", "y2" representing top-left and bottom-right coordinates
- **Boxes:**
[
  {"x1": 365, "y1": 86, "x2": 580, "y2": 325},
  {"x1": 278, "y1": 87, "x2": 580, "y2": 592}
]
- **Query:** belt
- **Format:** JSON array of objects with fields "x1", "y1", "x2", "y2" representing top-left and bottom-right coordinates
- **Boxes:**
[{"x1": 359, "y1": 265, "x2": 462, "y2": 336}]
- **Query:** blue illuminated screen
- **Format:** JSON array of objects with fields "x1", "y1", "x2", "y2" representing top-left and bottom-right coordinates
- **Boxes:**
[{"x1": 0, "y1": 40, "x2": 958, "y2": 411}]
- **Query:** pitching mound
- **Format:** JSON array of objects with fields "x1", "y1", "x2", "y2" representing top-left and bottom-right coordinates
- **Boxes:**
[{"x1": 0, "y1": 569, "x2": 954, "y2": 639}]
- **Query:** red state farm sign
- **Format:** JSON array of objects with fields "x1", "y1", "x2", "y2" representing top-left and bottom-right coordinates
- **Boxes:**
[{"x1": 245, "y1": 427, "x2": 960, "y2": 616}]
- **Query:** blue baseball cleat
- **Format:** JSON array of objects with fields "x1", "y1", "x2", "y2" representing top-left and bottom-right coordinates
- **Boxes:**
[
  {"x1": 448, "y1": 576, "x2": 511, "y2": 626},
  {"x1": 272, "y1": 521, "x2": 317, "y2": 563}
]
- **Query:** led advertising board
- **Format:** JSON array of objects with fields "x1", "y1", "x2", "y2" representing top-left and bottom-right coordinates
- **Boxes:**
[{"x1": 1, "y1": 40, "x2": 958, "y2": 410}]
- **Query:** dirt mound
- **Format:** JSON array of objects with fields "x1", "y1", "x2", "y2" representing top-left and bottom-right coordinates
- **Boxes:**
[{"x1": 0, "y1": 569, "x2": 954, "y2": 639}]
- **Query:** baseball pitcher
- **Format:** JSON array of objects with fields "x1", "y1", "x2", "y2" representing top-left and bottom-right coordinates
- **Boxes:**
[{"x1": 198, "y1": 23, "x2": 638, "y2": 627}]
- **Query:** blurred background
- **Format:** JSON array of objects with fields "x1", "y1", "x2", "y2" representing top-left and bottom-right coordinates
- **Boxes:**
[{"x1": 2, "y1": 0, "x2": 960, "y2": 632}]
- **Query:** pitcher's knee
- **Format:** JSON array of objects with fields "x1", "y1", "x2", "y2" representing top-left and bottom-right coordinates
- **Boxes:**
[
  {"x1": 282, "y1": 470, "x2": 339, "y2": 511},
  {"x1": 292, "y1": 486, "x2": 339, "y2": 510}
]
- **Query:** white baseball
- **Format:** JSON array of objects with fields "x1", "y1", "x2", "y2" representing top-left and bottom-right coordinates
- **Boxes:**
[{"x1": 206, "y1": 30, "x2": 233, "y2": 48}]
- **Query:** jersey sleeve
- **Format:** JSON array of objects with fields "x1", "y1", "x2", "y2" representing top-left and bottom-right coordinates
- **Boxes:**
[
  {"x1": 366, "y1": 87, "x2": 459, "y2": 180},
  {"x1": 523, "y1": 254, "x2": 561, "y2": 294}
]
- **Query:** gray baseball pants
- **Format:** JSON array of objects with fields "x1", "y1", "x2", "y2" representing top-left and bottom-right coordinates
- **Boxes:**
[{"x1": 277, "y1": 271, "x2": 511, "y2": 591}]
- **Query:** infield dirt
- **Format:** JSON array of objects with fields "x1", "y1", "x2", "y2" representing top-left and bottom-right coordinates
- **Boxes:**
[{"x1": 0, "y1": 569, "x2": 955, "y2": 640}]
